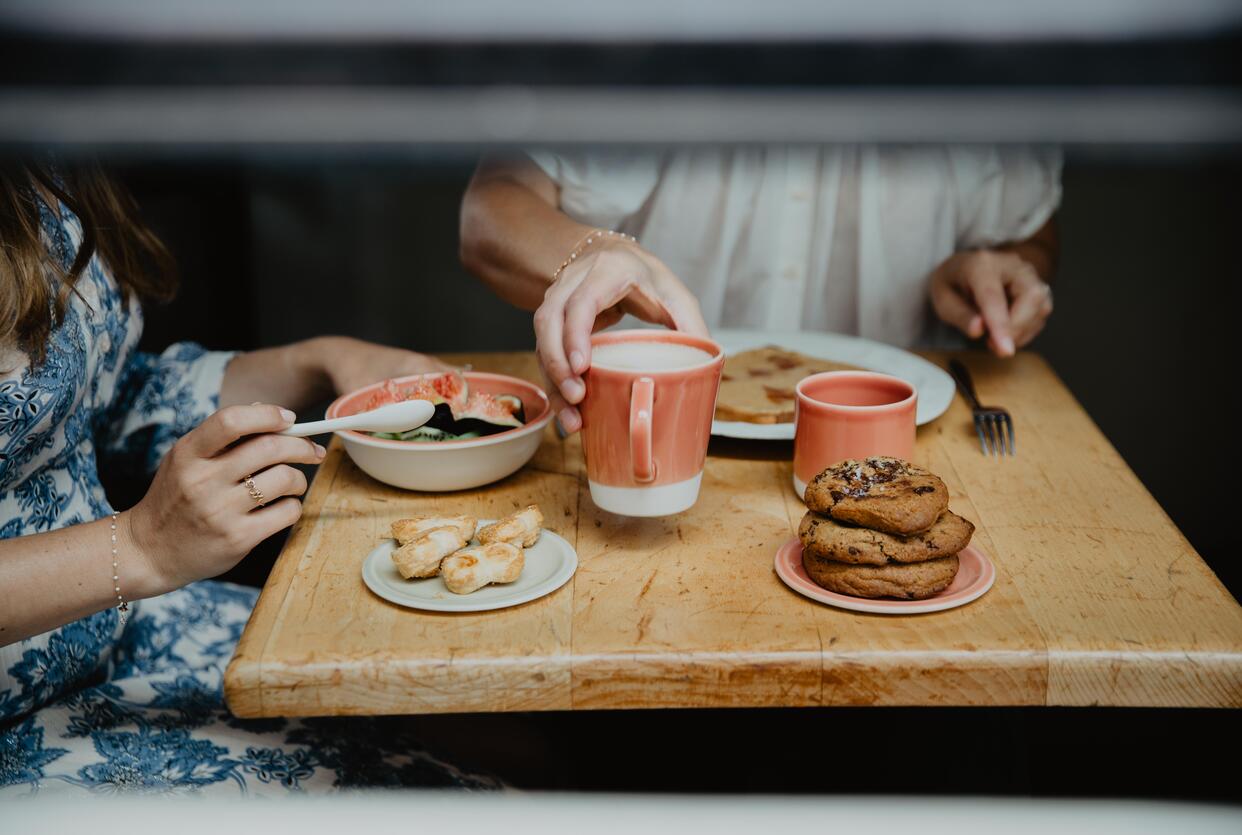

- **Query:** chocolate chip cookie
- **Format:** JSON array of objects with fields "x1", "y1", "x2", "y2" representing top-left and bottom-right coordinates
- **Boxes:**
[
  {"x1": 799, "y1": 509, "x2": 974, "y2": 566},
  {"x1": 802, "y1": 551, "x2": 960, "y2": 600},
  {"x1": 804, "y1": 457, "x2": 948, "y2": 535}
]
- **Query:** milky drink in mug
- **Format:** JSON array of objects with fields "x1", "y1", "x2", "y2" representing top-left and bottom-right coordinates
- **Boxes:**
[{"x1": 581, "y1": 331, "x2": 724, "y2": 516}]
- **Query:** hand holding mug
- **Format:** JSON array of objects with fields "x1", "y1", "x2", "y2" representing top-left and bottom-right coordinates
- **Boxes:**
[{"x1": 533, "y1": 238, "x2": 709, "y2": 434}]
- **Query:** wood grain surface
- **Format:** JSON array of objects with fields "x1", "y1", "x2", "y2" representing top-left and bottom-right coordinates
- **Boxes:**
[{"x1": 225, "y1": 351, "x2": 1242, "y2": 716}]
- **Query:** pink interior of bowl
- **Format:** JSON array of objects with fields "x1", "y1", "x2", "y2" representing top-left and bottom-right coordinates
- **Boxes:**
[
  {"x1": 327, "y1": 372, "x2": 551, "y2": 443},
  {"x1": 800, "y1": 373, "x2": 914, "y2": 408}
]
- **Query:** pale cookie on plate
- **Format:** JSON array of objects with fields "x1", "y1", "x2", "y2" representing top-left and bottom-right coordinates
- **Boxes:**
[
  {"x1": 798, "y1": 509, "x2": 974, "y2": 566},
  {"x1": 804, "y1": 456, "x2": 948, "y2": 536},
  {"x1": 391, "y1": 515, "x2": 477, "y2": 544},
  {"x1": 441, "y1": 542, "x2": 525, "y2": 595},
  {"x1": 391, "y1": 527, "x2": 469, "y2": 579},
  {"x1": 802, "y1": 551, "x2": 960, "y2": 600},
  {"x1": 477, "y1": 505, "x2": 543, "y2": 548}
]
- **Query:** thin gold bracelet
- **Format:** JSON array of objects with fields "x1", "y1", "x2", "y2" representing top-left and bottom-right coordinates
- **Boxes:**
[
  {"x1": 552, "y1": 228, "x2": 637, "y2": 282},
  {"x1": 110, "y1": 512, "x2": 129, "y2": 626}
]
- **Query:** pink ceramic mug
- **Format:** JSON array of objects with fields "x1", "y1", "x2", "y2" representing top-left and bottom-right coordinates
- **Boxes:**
[
  {"x1": 793, "y1": 371, "x2": 917, "y2": 499},
  {"x1": 581, "y1": 330, "x2": 725, "y2": 516}
]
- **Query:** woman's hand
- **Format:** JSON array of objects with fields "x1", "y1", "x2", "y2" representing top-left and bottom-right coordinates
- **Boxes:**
[
  {"x1": 534, "y1": 240, "x2": 708, "y2": 433},
  {"x1": 125, "y1": 403, "x2": 327, "y2": 593},
  {"x1": 928, "y1": 249, "x2": 1054, "y2": 357},
  {"x1": 313, "y1": 336, "x2": 453, "y2": 396}
]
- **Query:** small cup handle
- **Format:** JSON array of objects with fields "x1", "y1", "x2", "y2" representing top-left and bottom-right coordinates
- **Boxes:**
[{"x1": 630, "y1": 377, "x2": 656, "y2": 483}]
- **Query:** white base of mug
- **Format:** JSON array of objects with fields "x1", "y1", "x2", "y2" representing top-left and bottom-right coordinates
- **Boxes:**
[
  {"x1": 589, "y1": 474, "x2": 703, "y2": 517},
  {"x1": 792, "y1": 474, "x2": 808, "y2": 501}
]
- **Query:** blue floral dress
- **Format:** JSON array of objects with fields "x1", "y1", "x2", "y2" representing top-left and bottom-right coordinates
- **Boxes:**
[{"x1": 0, "y1": 195, "x2": 496, "y2": 795}]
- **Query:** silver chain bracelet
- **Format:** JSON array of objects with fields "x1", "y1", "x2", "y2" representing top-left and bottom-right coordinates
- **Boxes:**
[{"x1": 110, "y1": 512, "x2": 129, "y2": 626}]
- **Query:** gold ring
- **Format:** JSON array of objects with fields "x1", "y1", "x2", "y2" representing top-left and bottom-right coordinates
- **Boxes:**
[{"x1": 243, "y1": 474, "x2": 266, "y2": 506}]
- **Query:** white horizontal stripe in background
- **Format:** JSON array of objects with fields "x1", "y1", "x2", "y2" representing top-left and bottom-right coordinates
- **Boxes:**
[
  {"x1": 2, "y1": 0, "x2": 1241, "y2": 41},
  {"x1": 2, "y1": 88, "x2": 1241, "y2": 145}
]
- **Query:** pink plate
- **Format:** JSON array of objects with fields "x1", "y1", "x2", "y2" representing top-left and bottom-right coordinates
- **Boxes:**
[{"x1": 774, "y1": 537, "x2": 995, "y2": 615}]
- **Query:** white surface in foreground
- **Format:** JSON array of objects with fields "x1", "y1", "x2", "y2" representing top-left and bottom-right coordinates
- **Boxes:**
[{"x1": 6, "y1": 795, "x2": 1240, "y2": 835}]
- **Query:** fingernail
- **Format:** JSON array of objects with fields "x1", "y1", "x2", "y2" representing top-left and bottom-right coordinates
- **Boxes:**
[
  {"x1": 562, "y1": 378, "x2": 585, "y2": 402},
  {"x1": 279, "y1": 408, "x2": 296, "y2": 423},
  {"x1": 313, "y1": 442, "x2": 326, "y2": 458},
  {"x1": 999, "y1": 336, "x2": 1015, "y2": 356},
  {"x1": 569, "y1": 350, "x2": 585, "y2": 373},
  {"x1": 558, "y1": 407, "x2": 578, "y2": 433}
]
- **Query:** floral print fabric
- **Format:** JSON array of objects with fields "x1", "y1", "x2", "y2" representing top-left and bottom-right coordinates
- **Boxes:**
[
  {"x1": 2, "y1": 583, "x2": 494, "y2": 795},
  {"x1": 1, "y1": 190, "x2": 495, "y2": 795}
]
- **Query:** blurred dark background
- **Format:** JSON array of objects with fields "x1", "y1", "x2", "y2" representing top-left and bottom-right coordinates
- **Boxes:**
[{"x1": 4, "y1": 2, "x2": 1240, "y2": 803}]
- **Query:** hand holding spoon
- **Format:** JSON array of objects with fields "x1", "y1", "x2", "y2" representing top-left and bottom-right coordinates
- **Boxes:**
[{"x1": 278, "y1": 400, "x2": 435, "y2": 438}]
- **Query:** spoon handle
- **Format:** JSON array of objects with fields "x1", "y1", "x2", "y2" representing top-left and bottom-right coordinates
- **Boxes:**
[{"x1": 278, "y1": 416, "x2": 356, "y2": 437}]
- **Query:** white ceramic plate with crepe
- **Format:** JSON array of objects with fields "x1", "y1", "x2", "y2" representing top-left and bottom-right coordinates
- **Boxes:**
[
  {"x1": 710, "y1": 329, "x2": 955, "y2": 441},
  {"x1": 361, "y1": 521, "x2": 577, "y2": 613}
]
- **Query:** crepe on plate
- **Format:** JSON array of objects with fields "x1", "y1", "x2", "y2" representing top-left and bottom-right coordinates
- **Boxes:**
[{"x1": 714, "y1": 345, "x2": 862, "y2": 424}]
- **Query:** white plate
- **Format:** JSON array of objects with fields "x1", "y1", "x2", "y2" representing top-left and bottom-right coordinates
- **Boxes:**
[
  {"x1": 361, "y1": 522, "x2": 577, "y2": 613},
  {"x1": 710, "y1": 329, "x2": 955, "y2": 440}
]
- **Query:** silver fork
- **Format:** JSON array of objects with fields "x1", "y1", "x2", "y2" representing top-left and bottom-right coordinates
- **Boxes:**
[{"x1": 948, "y1": 359, "x2": 1015, "y2": 457}]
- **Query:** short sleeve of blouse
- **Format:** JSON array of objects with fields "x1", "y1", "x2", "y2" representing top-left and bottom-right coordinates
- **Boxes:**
[
  {"x1": 526, "y1": 149, "x2": 664, "y2": 230},
  {"x1": 949, "y1": 146, "x2": 1063, "y2": 250},
  {"x1": 100, "y1": 343, "x2": 235, "y2": 476}
]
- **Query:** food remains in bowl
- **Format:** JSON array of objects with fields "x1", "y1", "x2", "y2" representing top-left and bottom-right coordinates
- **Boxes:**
[{"x1": 363, "y1": 371, "x2": 526, "y2": 442}]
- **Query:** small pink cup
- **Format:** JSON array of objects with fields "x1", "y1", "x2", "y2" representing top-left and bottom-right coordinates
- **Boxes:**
[
  {"x1": 581, "y1": 330, "x2": 724, "y2": 516},
  {"x1": 793, "y1": 371, "x2": 917, "y2": 499}
]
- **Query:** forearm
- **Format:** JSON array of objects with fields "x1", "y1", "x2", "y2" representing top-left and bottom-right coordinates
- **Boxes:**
[
  {"x1": 218, "y1": 337, "x2": 338, "y2": 411},
  {"x1": 995, "y1": 214, "x2": 1059, "y2": 283},
  {"x1": 0, "y1": 514, "x2": 167, "y2": 645},
  {"x1": 460, "y1": 157, "x2": 592, "y2": 312}
]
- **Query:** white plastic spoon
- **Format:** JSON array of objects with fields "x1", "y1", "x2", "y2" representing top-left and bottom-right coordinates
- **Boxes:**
[{"x1": 278, "y1": 400, "x2": 436, "y2": 438}]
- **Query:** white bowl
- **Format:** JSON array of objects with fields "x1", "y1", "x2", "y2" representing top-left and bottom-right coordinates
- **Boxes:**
[{"x1": 326, "y1": 372, "x2": 553, "y2": 492}]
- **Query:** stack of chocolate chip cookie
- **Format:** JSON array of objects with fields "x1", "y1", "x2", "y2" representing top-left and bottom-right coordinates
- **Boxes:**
[{"x1": 798, "y1": 457, "x2": 975, "y2": 600}]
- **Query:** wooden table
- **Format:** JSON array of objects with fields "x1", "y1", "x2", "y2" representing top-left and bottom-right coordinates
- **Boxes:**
[{"x1": 225, "y1": 352, "x2": 1242, "y2": 717}]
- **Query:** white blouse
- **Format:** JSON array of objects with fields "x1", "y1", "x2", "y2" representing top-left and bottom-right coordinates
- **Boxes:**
[{"x1": 528, "y1": 145, "x2": 1062, "y2": 348}]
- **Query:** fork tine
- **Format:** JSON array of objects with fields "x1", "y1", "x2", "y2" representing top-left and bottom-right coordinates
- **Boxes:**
[
  {"x1": 973, "y1": 413, "x2": 989, "y2": 456},
  {"x1": 984, "y1": 414, "x2": 1000, "y2": 457},
  {"x1": 1002, "y1": 413, "x2": 1016, "y2": 456}
]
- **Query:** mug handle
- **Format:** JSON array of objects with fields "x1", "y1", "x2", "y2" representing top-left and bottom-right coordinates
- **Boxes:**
[{"x1": 630, "y1": 377, "x2": 656, "y2": 483}]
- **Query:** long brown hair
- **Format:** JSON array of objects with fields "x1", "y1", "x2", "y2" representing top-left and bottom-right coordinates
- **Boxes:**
[{"x1": 0, "y1": 162, "x2": 177, "y2": 363}]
